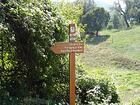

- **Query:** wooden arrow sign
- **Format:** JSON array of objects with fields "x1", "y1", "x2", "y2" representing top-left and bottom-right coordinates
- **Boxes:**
[{"x1": 51, "y1": 42, "x2": 84, "y2": 54}]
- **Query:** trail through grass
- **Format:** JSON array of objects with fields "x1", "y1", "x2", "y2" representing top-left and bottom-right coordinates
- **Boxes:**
[{"x1": 79, "y1": 26, "x2": 140, "y2": 104}]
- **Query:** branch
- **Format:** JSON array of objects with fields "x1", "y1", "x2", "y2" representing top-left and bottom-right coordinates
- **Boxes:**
[{"x1": 114, "y1": 0, "x2": 125, "y2": 16}]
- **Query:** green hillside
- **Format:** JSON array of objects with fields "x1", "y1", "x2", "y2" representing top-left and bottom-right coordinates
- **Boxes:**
[
  {"x1": 79, "y1": 26, "x2": 140, "y2": 104},
  {"x1": 104, "y1": 26, "x2": 140, "y2": 61}
]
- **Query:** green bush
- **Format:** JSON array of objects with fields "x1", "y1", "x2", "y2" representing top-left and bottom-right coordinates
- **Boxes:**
[
  {"x1": 0, "y1": 89, "x2": 68, "y2": 105},
  {"x1": 107, "y1": 22, "x2": 113, "y2": 30},
  {"x1": 76, "y1": 76, "x2": 120, "y2": 104},
  {"x1": 0, "y1": 0, "x2": 69, "y2": 104}
]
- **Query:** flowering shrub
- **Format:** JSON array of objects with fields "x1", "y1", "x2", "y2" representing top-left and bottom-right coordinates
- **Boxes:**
[{"x1": 76, "y1": 76, "x2": 120, "y2": 104}]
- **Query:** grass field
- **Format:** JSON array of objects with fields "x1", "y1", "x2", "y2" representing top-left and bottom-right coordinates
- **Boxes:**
[{"x1": 79, "y1": 26, "x2": 140, "y2": 104}]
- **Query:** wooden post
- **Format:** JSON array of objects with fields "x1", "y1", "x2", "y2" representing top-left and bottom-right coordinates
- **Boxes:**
[
  {"x1": 69, "y1": 52, "x2": 75, "y2": 105},
  {"x1": 69, "y1": 23, "x2": 76, "y2": 105}
]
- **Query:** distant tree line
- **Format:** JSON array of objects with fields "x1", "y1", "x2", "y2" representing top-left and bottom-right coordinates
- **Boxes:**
[
  {"x1": 56, "y1": 0, "x2": 110, "y2": 36},
  {"x1": 108, "y1": 0, "x2": 140, "y2": 30},
  {"x1": 79, "y1": 0, "x2": 110, "y2": 36},
  {"x1": 57, "y1": 0, "x2": 140, "y2": 34}
]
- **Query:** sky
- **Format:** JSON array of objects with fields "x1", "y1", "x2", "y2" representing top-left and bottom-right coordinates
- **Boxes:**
[
  {"x1": 52, "y1": 0, "x2": 115, "y2": 5},
  {"x1": 94, "y1": 0, "x2": 115, "y2": 5},
  {"x1": 51, "y1": 0, "x2": 126, "y2": 9}
]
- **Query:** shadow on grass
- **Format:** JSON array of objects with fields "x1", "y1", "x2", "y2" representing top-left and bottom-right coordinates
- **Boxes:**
[{"x1": 86, "y1": 35, "x2": 110, "y2": 45}]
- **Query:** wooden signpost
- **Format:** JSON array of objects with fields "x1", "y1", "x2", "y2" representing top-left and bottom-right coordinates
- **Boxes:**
[
  {"x1": 51, "y1": 23, "x2": 84, "y2": 105},
  {"x1": 51, "y1": 42, "x2": 84, "y2": 54}
]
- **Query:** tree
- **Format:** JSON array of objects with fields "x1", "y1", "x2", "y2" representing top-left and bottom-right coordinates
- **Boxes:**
[
  {"x1": 81, "y1": 7, "x2": 110, "y2": 36},
  {"x1": 80, "y1": 0, "x2": 95, "y2": 14},
  {"x1": 114, "y1": 0, "x2": 140, "y2": 26},
  {"x1": 78, "y1": 0, "x2": 95, "y2": 23},
  {"x1": 114, "y1": 0, "x2": 130, "y2": 28},
  {"x1": 112, "y1": 14, "x2": 120, "y2": 29},
  {"x1": 124, "y1": 0, "x2": 140, "y2": 24},
  {"x1": 56, "y1": 0, "x2": 83, "y2": 24}
]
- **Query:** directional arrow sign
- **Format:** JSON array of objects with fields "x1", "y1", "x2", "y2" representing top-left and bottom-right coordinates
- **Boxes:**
[{"x1": 51, "y1": 42, "x2": 84, "y2": 54}]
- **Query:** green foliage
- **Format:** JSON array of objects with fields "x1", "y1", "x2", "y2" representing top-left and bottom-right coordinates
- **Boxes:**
[
  {"x1": 108, "y1": 11, "x2": 127, "y2": 30},
  {"x1": 55, "y1": 0, "x2": 85, "y2": 41},
  {"x1": 0, "y1": 0, "x2": 69, "y2": 104},
  {"x1": 124, "y1": 0, "x2": 140, "y2": 24},
  {"x1": 79, "y1": 0, "x2": 95, "y2": 14},
  {"x1": 56, "y1": 0, "x2": 83, "y2": 24},
  {"x1": 76, "y1": 65, "x2": 119, "y2": 104},
  {"x1": 112, "y1": 14, "x2": 121, "y2": 29},
  {"x1": 113, "y1": 0, "x2": 140, "y2": 28},
  {"x1": 81, "y1": 7, "x2": 110, "y2": 35},
  {"x1": 76, "y1": 75, "x2": 119, "y2": 104},
  {"x1": 113, "y1": 0, "x2": 130, "y2": 28},
  {"x1": 107, "y1": 21, "x2": 113, "y2": 30}
]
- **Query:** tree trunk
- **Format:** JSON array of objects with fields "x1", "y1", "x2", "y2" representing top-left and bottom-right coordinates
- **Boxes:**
[
  {"x1": 124, "y1": 15, "x2": 130, "y2": 28},
  {"x1": 96, "y1": 30, "x2": 99, "y2": 36},
  {"x1": 115, "y1": 0, "x2": 130, "y2": 28}
]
